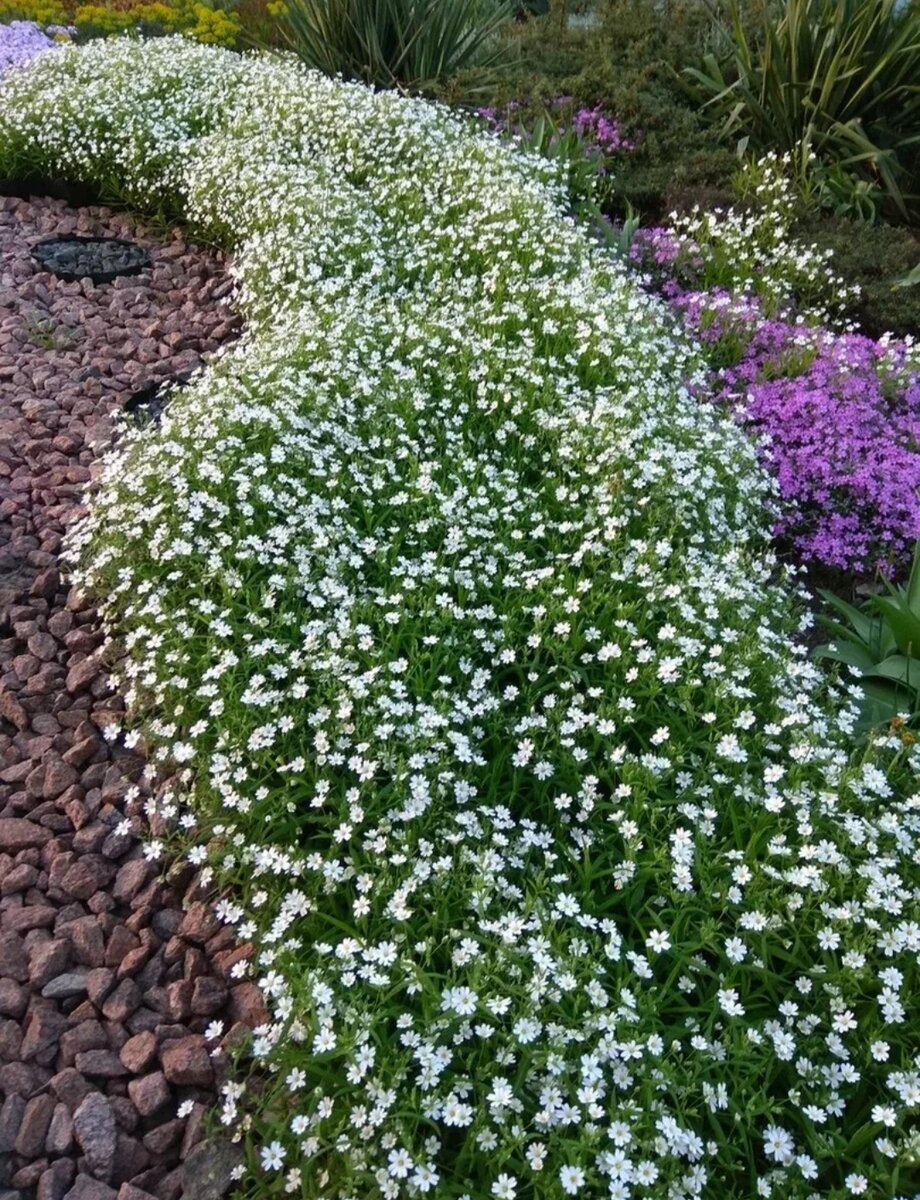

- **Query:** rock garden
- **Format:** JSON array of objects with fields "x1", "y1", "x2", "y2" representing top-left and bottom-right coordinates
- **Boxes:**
[
  {"x1": 0, "y1": 195, "x2": 258, "y2": 1200},
  {"x1": 0, "y1": 3, "x2": 919, "y2": 1200}
]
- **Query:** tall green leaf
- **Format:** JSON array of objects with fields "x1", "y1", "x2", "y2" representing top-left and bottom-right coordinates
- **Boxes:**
[
  {"x1": 273, "y1": 0, "x2": 513, "y2": 90},
  {"x1": 683, "y1": 0, "x2": 920, "y2": 218}
]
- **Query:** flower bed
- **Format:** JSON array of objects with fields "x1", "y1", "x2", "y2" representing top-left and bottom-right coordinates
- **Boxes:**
[
  {"x1": 2, "y1": 38, "x2": 919, "y2": 1200},
  {"x1": 629, "y1": 158, "x2": 920, "y2": 580},
  {"x1": 0, "y1": 0, "x2": 239, "y2": 54}
]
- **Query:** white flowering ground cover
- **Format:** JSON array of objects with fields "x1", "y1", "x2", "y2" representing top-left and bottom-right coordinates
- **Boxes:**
[{"x1": 2, "y1": 38, "x2": 920, "y2": 1200}]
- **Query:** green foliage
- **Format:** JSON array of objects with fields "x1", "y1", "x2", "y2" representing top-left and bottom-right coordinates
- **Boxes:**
[
  {"x1": 816, "y1": 546, "x2": 920, "y2": 729},
  {"x1": 272, "y1": 0, "x2": 513, "y2": 90},
  {"x1": 0, "y1": 0, "x2": 68, "y2": 23},
  {"x1": 506, "y1": 108, "x2": 601, "y2": 208},
  {"x1": 685, "y1": 0, "x2": 920, "y2": 220},
  {"x1": 795, "y1": 215, "x2": 920, "y2": 336},
  {"x1": 439, "y1": 0, "x2": 737, "y2": 219},
  {"x1": 806, "y1": 159, "x2": 886, "y2": 223}
]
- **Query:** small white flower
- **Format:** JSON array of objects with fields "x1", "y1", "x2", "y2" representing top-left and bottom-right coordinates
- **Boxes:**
[
  {"x1": 645, "y1": 929, "x2": 671, "y2": 953},
  {"x1": 260, "y1": 1142, "x2": 286, "y2": 1171},
  {"x1": 491, "y1": 1174, "x2": 516, "y2": 1199},
  {"x1": 559, "y1": 1166, "x2": 586, "y2": 1194}
]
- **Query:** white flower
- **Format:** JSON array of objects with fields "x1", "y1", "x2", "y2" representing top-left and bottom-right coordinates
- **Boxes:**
[
  {"x1": 525, "y1": 1142, "x2": 546, "y2": 1171},
  {"x1": 763, "y1": 1125, "x2": 794, "y2": 1165},
  {"x1": 387, "y1": 1149, "x2": 413, "y2": 1179},
  {"x1": 718, "y1": 988, "x2": 745, "y2": 1017},
  {"x1": 559, "y1": 1166, "x2": 586, "y2": 1194},
  {"x1": 491, "y1": 1173, "x2": 516, "y2": 1199},
  {"x1": 260, "y1": 1142, "x2": 286, "y2": 1171}
]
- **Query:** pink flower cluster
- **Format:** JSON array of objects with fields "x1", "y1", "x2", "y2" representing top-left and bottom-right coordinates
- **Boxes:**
[{"x1": 478, "y1": 96, "x2": 633, "y2": 171}]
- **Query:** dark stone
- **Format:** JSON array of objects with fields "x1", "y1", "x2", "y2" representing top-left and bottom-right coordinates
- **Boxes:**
[
  {"x1": 62, "y1": 1175, "x2": 117, "y2": 1200},
  {"x1": 32, "y1": 236, "x2": 150, "y2": 284},
  {"x1": 180, "y1": 1139, "x2": 244, "y2": 1200},
  {"x1": 72, "y1": 1092, "x2": 116, "y2": 1182}
]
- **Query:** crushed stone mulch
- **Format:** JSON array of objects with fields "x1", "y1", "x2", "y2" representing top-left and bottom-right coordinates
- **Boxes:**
[{"x1": 0, "y1": 195, "x2": 263, "y2": 1200}]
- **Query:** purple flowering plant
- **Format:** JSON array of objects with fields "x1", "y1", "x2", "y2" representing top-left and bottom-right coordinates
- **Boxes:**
[
  {"x1": 0, "y1": 18, "x2": 69, "y2": 74},
  {"x1": 478, "y1": 95, "x2": 633, "y2": 211},
  {"x1": 635, "y1": 273, "x2": 920, "y2": 577},
  {"x1": 716, "y1": 312, "x2": 920, "y2": 576},
  {"x1": 623, "y1": 151, "x2": 920, "y2": 582}
]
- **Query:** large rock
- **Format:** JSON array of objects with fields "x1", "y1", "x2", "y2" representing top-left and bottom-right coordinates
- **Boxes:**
[
  {"x1": 0, "y1": 1094, "x2": 26, "y2": 1153},
  {"x1": 0, "y1": 817, "x2": 51, "y2": 851},
  {"x1": 72, "y1": 1093, "x2": 116, "y2": 1182},
  {"x1": 63, "y1": 1176, "x2": 117, "y2": 1200},
  {"x1": 159, "y1": 1035, "x2": 212, "y2": 1087},
  {"x1": 118, "y1": 1031, "x2": 156, "y2": 1074},
  {"x1": 14, "y1": 1093, "x2": 55, "y2": 1157},
  {"x1": 181, "y1": 1139, "x2": 244, "y2": 1200},
  {"x1": 126, "y1": 1072, "x2": 168, "y2": 1118},
  {"x1": 0, "y1": 933, "x2": 28, "y2": 982},
  {"x1": 0, "y1": 683, "x2": 29, "y2": 730}
]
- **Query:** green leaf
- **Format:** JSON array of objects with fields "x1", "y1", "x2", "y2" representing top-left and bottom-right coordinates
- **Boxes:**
[
  {"x1": 870, "y1": 594, "x2": 920, "y2": 656},
  {"x1": 864, "y1": 654, "x2": 920, "y2": 690},
  {"x1": 813, "y1": 640, "x2": 877, "y2": 671},
  {"x1": 894, "y1": 263, "x2": 920, "y2": 289},
  {"x1": 907, "y1": 541, "x2": 920, "y2": 609},
  {"x1": 816, "y1": 588, "x2": 876, "y2": 644},
  {"x1": 859, "y1": 679, "x2": 912, "y2": 724}
]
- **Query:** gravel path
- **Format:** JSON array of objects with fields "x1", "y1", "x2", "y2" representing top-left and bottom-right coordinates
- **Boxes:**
[{"x1": 0, "y1": 196, "x2": 261, "y2": 1200}]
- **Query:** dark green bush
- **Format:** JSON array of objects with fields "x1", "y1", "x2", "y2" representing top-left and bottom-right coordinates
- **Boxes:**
[
  {"x1": 796, "y1": 216, "x2": 920, "y2": 336},
  {"x1": 442, "y1": 0, "x2": 736, "y2": 219}
]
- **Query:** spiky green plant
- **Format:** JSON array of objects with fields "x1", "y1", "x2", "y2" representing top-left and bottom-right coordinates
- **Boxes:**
[
  {"x1": 684, "y1": 0, "x2": 920, "y2": 218},
  {"x1": 816, "y1": 544, "x2": 920, "y2": 730},
  {"x1": 273, "y1": 0, "x2": 513, "y2": 91}
]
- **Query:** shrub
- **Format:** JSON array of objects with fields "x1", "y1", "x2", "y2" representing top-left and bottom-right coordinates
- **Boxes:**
[
  {"x1": 439, "y1": 0, "x2": 737, "y2": 219},
  {"x1": 272, "y1": 0, "x2": 513, "y2": 91},
  {"x1": 795, "y1": 217, "x2": 920, "y2": 338},
  {"x1": 2, "y1": 38, "x2": 920, "y2": 1200},
  {"x1": 686, "y1": 0, "x2": 920, "y2": 220}
]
